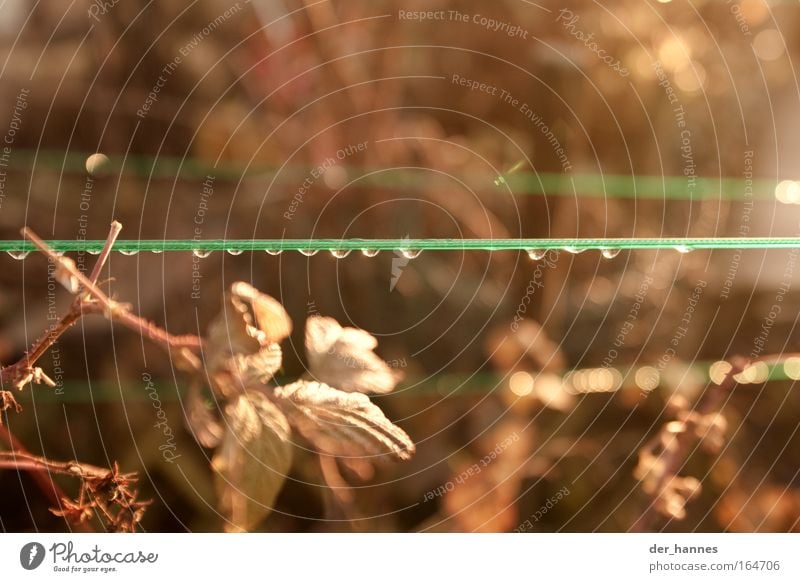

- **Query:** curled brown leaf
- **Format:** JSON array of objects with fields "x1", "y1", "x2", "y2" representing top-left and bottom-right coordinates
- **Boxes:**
[
  {"x1": 212, "y1": 391, "x2": 293, "y2": 532},
  {"x1": 305, "y1": 316, "x2": 400, "y2": 394},
  {"x1": 274, "y1": 380, "x2": 415, "y2": 462}
]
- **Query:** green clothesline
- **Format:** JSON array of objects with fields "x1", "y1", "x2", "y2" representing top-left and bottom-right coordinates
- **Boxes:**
[
  {"x1": 0, "y1": 237, "x2": 799, "y2": 255},
  {"x1": 12, "y1": 149, "x2": 779, "y2": 200}
]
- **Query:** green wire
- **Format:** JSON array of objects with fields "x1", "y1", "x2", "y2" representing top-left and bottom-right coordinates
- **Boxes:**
[
  {"x1": 1, "y1": 237, "x2": 798, "y2": 254},
  {"x1": 11, "y1": 149, "x2": 779, "y2": 200}
]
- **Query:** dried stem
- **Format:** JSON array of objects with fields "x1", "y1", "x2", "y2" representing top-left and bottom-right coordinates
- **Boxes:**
[
  {"x1": 87, "y1": 220, "x2": 122, "y2": 286},
  {"x1": 0, "y1": 425, "x2": 78, "y2": 522},
  {"x1": 0, "y1": 220, "x2": 185, "y2": 531},
  {"x1": 0, "y1": 222, "x2": 202, "y2": 393},
  {"x1": 0, "y1": 451, "x2": 112, "y2": 480}
]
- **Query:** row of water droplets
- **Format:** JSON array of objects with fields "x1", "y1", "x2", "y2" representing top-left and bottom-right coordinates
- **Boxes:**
[
  {"x1": 4, "y1": 246, "x2": 696, "y2": 260},
  {"x1": 527, "y1": 245, "x2": 694, "y2": 260}
]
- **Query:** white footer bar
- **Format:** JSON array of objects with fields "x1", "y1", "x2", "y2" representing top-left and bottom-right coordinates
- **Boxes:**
[{"x1": 1, "y1": 533, "x2": 795, "y2": 581}]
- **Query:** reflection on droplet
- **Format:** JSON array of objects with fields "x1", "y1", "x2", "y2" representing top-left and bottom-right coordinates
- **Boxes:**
[
  {"x1": 151, "y1": 249, "x2": 163, "y2": 254},
  {"x1": 635, "y1": 366, "x2": 660, "y2": 392},
  {"x1": 330, "y1": 249, "x2": 351, "y2": 259},
  {"x1": 226, "y1": 249, "x2": 244, "y2": 256},
  {"x1": 601, "y1": 248, "x2": 621, "y2": 259},
  {"x1": 784, "y1": 357, "x2": 800, "y2": 380},
  {"x1": 708, "y1": 361, "x2": 732, "y2": 385},
  {"x1": 265, "y1": 249, "x2": 282, "y2": 256},
  {"x1": 298, "y1": 249, "x2": 318, "y2": 257},
  {"x1": 563, "y1": 246, "x2": 584, "y2": 254},
  {"x1": 7, "y1": 250, "x2": 29, "y2": 260},
  {"x1": 753, "y1": 29, "x2": 785, "y2": 61},
  {"x1": 526, "y1": 249, "x2": 547, "y2": 261},
  {"x1": 120, "y1": 250, "x2": 139, "y2": 256},
  {"x1": 775, "y1": 180, "x2": 800, "y2": 204},
  {"x1": 361, "y1": 249, "x2": 380, "y2": 257},
  {"x1": 87, "y1": 249, "x2": 101, "y2": 255},
  {"x1": 735, "y1": 361, "x2": 769, "y2": 384},
  {"x1": 400, "y1": 249, "x2": 422, "y2": 259},
  {"x1": 509, "y1": 371, "x2": 534, "y2": 397},
  {"x1": 192, "y1": 249, "x2": 212, "y2": 258},
  {"x1": 674, "y1": 245, "x2": 693, "y2": 254}
]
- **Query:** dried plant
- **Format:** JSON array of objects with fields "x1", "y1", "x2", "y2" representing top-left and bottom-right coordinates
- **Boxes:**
[
  {"x1": 0, "y1": 221, "x2": 415, "y2": 532},
  {"x1": 191, "y1": 283, "x2": 415, "y2": 531},
  {"x1": 0, "y1": 222, "x2": 181, "y2": 531}
]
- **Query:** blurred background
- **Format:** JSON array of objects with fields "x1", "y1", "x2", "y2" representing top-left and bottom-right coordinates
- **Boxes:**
[{"x1": 1, "y1": 0, "x2": 800, "y2": 532}]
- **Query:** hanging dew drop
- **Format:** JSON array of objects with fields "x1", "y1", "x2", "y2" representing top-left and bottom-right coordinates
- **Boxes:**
[
  {"x1": 87, "y1": 249, "x2": 102, "y2": 255},
  {"x1": 526, "y1": 249, "x2": 547, "y2": 261},
  {"x1": 226, "y1": 249, "x2": 244, "y2": 256},
  {"x1": 119, "y1": 250, "x2": 139, "y2": 256},
  {"x1": 361, "y1": 249, "x2": 380, "y2": 257},
  {"x1": 563, "y1": 246, "x2": 585, "y2": 254},
  {"x1": 400, "y1": 249, "x2": 422, "y2": 259},
  {"x1": 265, "y1": 249, "x2": 282, "y2": 256},
  {"x1": 151, "y1": 249, "x2": 163, "y2": 254},
  {"x1": 331, "y1": 249, "x2": 351, "y2": 259},
  {"x1": 7, "y1": 250, "x2": 29, "y2": 260},
  {"x1": 601, "y1": 248, "x2": 620, "y2": 259},
  {"x1": 299, "y1": 249, "x2": 318, "y2": 257},
  {"x1": 192, "y1": 249, "x2": 212, "y2": 258},
  {"x1": 674, "y1": 245, "x2": 693, "y2": 254}
]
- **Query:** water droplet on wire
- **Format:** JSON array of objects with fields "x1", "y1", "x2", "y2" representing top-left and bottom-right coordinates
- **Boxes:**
[
  {"x1": 563, "y1": 246, "x2": 585, "y2": 254},
  {"x1": 400, "y1": 249, "x2": 422, "y2": 259},
  {"x1": 265, "y1": 249, "x2": 282, "y2": 256},
  {"x1": 331, "y1": 249, "x2": 351, "y2": 259},
  {"x1": 299, "y1": 249, "x2": 318, "y2": 257},
  {"x1": 226, "y1": 249, "x2": 244, "y2": 256},
  {"x1": 526, "y1": 249, "x2": 547, "y2": 261},
  {"x1": 7, "y1": 250, "x2": 29, "y2": 260},
  {"x1": 674, "y1": 245, "x2": 693, "y2": 254},
  {"x1": 601, "y1": 248, "x2": 620, "y2": 259},
  {"x1": 361, "y1": 249, "x2": 380, "y2": 257},
  {"x1": 192, "y1": 249, "x2": 212, "y2": 258},
  {"x1": 120, "y1": 250, "x2": 139, "y2": 256}
]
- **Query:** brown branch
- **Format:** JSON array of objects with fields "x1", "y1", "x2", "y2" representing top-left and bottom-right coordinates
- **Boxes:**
[
  {"x1": 0, "y1": 451, "x2": 112, "y2": 480},
  {"x1": 88, "y1": 220, "x2": 122, "y2": 286},
  {"x1": 0, "y1": 425, "x2": 73, "y2": 513},
  {"x1": 0, "y1": 222, "x2": 202, "y2": 392},
  {"x1": 0, "y1": 450, "x2": 147, "y2": 532}
]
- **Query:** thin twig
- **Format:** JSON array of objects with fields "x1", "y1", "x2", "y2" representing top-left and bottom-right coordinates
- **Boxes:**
[
  {"x1": 23, "y1": 226, "x2": 202, "y2": 350},
  {"x1": 0, "y1": 451, "x2": 112, "y2": 480},
  {"x1": 87, "y1": 220, "x2": 122, "y2": 286},
  {"x1": 0, "y1": 223, "x2": 202, "y2": 391}
]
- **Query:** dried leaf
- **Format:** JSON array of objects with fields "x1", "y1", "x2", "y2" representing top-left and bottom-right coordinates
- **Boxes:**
[
  {"x1": 207, "y1": 282, "x2": 290, "y2": 352},
  {"x1": 274, "y1": 380, "x2": 415, "y2": 461},
  {"x1": 206, "y1": 283, "x2": 288, "y2": 395},
  {"x1": 183, "y1": 383, "x2": 224, "y2": 448},
  {"x1": 305, "y1": 316, "x2": 400, "y2": 394},
  {"x1": 212, "y1": 391, "x2": 293, "y2": 532}
]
